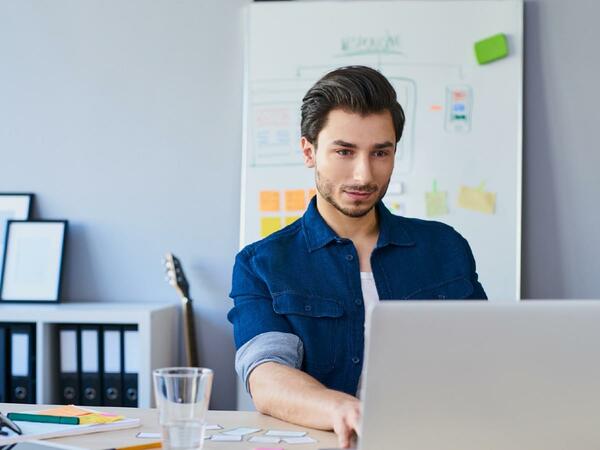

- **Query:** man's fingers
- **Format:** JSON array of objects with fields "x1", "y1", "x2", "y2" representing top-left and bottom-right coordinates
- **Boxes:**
[
  {"x1": 334, "y1": 417, "x2": 352, "y2": 448},
  {"x1": 346, "y1": 406, "x2": 361, "y2": 436}
]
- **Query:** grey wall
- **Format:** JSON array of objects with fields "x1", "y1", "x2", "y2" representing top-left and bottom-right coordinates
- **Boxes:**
[
  {"x1": 1, "y1": 0, "x2": 599, "y2": 409},
  {"x1": 521, "y1": 0, "x2": 600, "y2": 298},
  {"x1": 0, "y1": 0, "x2": 251, "y2": 409}
]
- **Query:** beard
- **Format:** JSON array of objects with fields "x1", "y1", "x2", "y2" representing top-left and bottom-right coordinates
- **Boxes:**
[{"x1": 315, "y1": 169, "x2": 389, "y2": 218}]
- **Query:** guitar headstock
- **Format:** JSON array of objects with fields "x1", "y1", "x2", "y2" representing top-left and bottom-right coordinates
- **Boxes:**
[{"x1": 164, "y1": 252, "x2": 190, "y2": 299}]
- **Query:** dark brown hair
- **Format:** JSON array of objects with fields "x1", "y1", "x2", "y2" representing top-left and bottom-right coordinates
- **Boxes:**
[{"x1": 301, "y1": 65, "x2": 405, "y2": 145}]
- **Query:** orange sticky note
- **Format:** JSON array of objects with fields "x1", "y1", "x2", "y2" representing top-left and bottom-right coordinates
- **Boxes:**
[
  {"x1": 260, "y1": 217, "x2": 282, "y2": 238},
  {"x1": 260, "y1": 191, "x2": 280, "y2": 212},
  {"x1": 284, "y1": 216, "x2": 300, "y2": 226},
  {"x1": 307, "y1": 188, "x2": 317, "y2": 200},
  {"x1": 285, "y1": 190, "x2": 306, "y2": 211},
  {"x1": 36, "y1": 405, "x2": 91, "y2": 417}
]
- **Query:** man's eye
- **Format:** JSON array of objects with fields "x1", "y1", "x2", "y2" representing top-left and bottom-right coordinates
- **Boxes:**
[
  {"x1": 336, "y1": 149, "x2": 352, "y2": 156},
  {"x1": 374, "y1": 150, "x2": 390, "y2": 157}
]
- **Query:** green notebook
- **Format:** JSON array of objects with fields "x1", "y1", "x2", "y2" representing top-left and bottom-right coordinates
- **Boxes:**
[{"x1": 474, "y1": 33, "x2": 509, "y2": 65}]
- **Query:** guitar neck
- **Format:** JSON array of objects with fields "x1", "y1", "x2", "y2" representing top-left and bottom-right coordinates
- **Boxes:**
[{"x1": 182, "y1": 296, "x2": 199, "y2": 367}]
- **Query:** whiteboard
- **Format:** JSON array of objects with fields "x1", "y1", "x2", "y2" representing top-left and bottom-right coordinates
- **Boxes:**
[{"x1": 241, "y1": 1, "x2": 523, "y2": 302}]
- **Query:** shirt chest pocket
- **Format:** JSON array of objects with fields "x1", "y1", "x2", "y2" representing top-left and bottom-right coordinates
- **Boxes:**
[
  {"x1": 404, "y1": 277, "x2": 474, "y2": 300},
  {"x1": 272, "y1": 292, "x2": 344, "y2": 375}
]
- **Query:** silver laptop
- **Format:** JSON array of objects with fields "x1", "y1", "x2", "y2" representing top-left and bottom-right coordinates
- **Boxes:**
[{"x1": 358, "y1": 300, "x2": 600, "y2": 450}]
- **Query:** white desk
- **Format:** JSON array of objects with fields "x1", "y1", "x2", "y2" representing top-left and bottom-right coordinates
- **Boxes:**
[{"x1": 0, "y1": 403, "x2": 338, "y2": 449}]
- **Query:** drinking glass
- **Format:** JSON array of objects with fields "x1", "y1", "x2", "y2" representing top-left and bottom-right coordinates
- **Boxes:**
[{"x1": 153, "y1": 367, "x2": 213, "y2": 450}]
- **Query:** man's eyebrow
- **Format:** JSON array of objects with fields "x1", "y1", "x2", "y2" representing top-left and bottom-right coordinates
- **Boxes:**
[
  {"x1": 373, "y1": 141, "x2": 395, "y2": 149},
  {"x1": 331, "y1": 139, "x2": 358, "y2": 148}
]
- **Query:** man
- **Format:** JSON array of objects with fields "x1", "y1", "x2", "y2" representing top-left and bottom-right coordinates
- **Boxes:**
[{"x1": 228, "y1": 66, "x2": 486, "y2": 448}]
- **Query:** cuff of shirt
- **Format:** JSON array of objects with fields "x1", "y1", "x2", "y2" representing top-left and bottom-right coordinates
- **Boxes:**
[{"x1": 235, "y1": 331, "x2": 304, "y2": 396}]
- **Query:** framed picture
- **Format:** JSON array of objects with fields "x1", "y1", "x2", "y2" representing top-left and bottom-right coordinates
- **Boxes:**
[
  {"x1": 0, "y1": 193, "x2": 34, "y2": 276},
  {"x1": 0, "y1": 220, "x2": 68, "y2": 303}
]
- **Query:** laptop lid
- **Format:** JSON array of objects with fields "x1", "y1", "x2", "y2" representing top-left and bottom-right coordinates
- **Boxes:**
[{"x1": 359, "y1": 300, "x2": 600, "y2": 450}]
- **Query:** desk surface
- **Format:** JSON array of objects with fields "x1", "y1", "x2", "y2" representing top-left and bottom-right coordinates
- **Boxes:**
[{"x1": 0, "y1": 403, "x2": 338, "y2": 449}]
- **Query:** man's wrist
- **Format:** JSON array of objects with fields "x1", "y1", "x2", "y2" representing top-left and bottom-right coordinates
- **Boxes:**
[{"x1": 324, "y1": 389, "x2": 359, "y2": 415}]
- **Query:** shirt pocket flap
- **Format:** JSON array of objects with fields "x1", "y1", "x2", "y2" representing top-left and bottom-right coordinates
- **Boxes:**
[
  {"x1": 405, "y1": 277, "x2": 474, "y2": 300},
  {"x1": 272, "y1": 293, "x2": 344, "y2": 318}
]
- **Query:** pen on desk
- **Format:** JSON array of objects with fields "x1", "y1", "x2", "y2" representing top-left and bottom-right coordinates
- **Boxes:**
[
  {"x1": 6, "y1": 412, "x2": 79, "y2": 425},
  {"x1": 103, "y1": 442, "x2": 162, "y2": 450}
]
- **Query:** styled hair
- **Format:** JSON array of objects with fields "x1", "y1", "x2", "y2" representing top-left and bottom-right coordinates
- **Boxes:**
[{"x1": 301, "y1": 65, "x2": 405, "y2": 145}]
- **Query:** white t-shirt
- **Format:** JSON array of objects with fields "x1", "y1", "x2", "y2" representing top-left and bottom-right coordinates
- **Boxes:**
[
  {"x1": 360, "y1": 272, "x2": 380, "y2": 315},
  {"x1": 358, "y1": 272, "x2": 380, "y2": 397}
]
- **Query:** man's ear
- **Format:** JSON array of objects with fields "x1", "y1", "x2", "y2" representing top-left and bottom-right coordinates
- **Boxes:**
[{"x1": 301, "y1": 136, "x2": 316, "y2": 168}]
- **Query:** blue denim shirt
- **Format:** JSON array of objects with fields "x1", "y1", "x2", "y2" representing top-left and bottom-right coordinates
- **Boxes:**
[{"x1": 228, "y1": 197, "x2": 487, "y2": 396}]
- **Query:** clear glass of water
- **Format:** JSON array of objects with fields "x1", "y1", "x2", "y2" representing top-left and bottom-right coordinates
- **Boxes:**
[{"x1": 153, "y1": 367, "x2": 214, "y2": 450}]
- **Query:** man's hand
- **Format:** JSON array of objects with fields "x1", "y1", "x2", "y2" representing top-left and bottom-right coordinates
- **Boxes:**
[
  {"x1": 330, "y1": 397, "x2": 361, "y2": 448},
  {"x1": 250, "y1": 362, "x2": 361, "y2": 447}
]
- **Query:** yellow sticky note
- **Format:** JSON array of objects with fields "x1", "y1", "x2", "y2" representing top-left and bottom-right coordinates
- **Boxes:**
[
  {"x1": 457, "y1": 185, "x2": 496, "y2": 214},
  {"x1": 426, "y1": 191, "x2": 449, "y2": 217},
  {"x1": 285, "y1": 190, "x2": 306, "y2": 211},
  {"x1": 260, "y1": 217, "x2": 282, "y2": 237},
  {"x1": 260, "y1": 191, "x2": 280, "y2": 212},
  {"x1": 284, "y1": 216, "x2": 300, "y2": 226},
  {"x1": 78, "y1": 413, "x2": 124, "y2": 424}
]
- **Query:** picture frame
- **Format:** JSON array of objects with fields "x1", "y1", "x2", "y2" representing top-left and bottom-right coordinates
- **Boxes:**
[
  {"x1": 0, "y1": 220, "x2": 68, "y2": 303},
  {"x1": 0, "y1": 193, "x2": 34, "y2": 277}
]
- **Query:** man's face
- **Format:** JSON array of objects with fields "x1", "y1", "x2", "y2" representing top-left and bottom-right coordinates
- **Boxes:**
[{"x1": 302, "y1": 108, "x2": 396, "y2": 218}]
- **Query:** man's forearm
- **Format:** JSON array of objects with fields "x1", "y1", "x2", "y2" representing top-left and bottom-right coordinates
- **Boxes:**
[{"x1": 249, "y1": 361, "x2": 357, "y2": 430}]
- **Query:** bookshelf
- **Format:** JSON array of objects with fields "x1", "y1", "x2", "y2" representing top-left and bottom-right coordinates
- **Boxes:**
[{"x1": 0, "y1": 302, "x2": 178, "y2": 407}]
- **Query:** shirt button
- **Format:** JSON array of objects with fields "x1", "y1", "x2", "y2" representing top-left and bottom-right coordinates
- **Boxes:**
[
  {"x1": 304, "y1": 305, "x2": 312, "y2": 312},
  {"x1": 352, "y1": 356, "x2": 361, "y2": 364},
  {"x1": 354, "y1": 298, "x2": 363, "y2": 306},
  {"x1": 345, "y1": 254, "x2": 354, "y2": 261}
]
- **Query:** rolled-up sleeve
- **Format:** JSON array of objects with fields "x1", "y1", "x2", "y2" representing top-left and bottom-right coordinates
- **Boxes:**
[
  {"x1": 235, "y1": 331, "x2": 304, "y2": 395},
  {"x1": 228, "y1": 247, "x2": 303, "y2": 392}
]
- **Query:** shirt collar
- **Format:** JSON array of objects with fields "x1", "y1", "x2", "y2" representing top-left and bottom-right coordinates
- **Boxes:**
[{"x1": 302, "y1": 196, "x2": 415, "y2": 253}]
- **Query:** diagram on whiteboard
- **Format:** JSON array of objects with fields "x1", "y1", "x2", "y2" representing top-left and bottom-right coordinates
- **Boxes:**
[{"x1": 243, "y1": 1, "x2": 523, "y2": 302}]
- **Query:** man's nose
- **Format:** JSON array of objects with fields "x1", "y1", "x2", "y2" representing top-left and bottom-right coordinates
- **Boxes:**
[{"x1": 352, "y1": 154, "x2": 374, "y2": 184}]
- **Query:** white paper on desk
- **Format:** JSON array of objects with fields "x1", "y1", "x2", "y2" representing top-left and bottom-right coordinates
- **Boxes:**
[
  {"x1": 283, "y1": 436, "x2": 318, "y2": 444},
  {"x1": 221, "y1": 427, "x2": 261, "y2": 436},
  {"x1": 265, "y1": 429, "x2": 307, "y2": 437},
  {"x1": 210, "y1": 434, "x2": 243, "y2": 441},
  {"x1": 0, "y1": 417, "x2": 141, "y2": 446},
  {"x1": 205, "y1": 424, "x2": 223, "y2": 430},
  {"x1": 137, "y1": 432, "x2": 161, "y2": 439},
  {"x1": 248, "y1": 435, "x2": 281, "y2": 444}
]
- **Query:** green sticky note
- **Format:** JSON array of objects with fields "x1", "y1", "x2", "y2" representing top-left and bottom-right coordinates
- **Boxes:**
[
  {"x1": 426, "y1": 191, "x2": 449, "y2": 217},
  {"x1": 474, "y1": 33, "x2": 509, "y2": 65}
]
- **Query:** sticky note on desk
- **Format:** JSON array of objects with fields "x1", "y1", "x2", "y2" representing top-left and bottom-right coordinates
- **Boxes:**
[
  {"x1": 283, "y1": 436, "x2": 317, "y2": 444},
  {"x1": 211, "y1": 434, "x2": 243, "y2": 441},
  {"x1": 221, "y1": 427, "x2": 261, "y2": 436},
  {"x1": 249, "y1": 436, "x2": 281, "y2": 443},
  {"x1": 36, "y1": 405, "x2": 90, "y2": 417},
  {"x1": 474, "y1": 33, "x2": 509, "y2": 64},
  {"x1": 265, "y1": 430, "x2": 307, "y2": 437}
]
